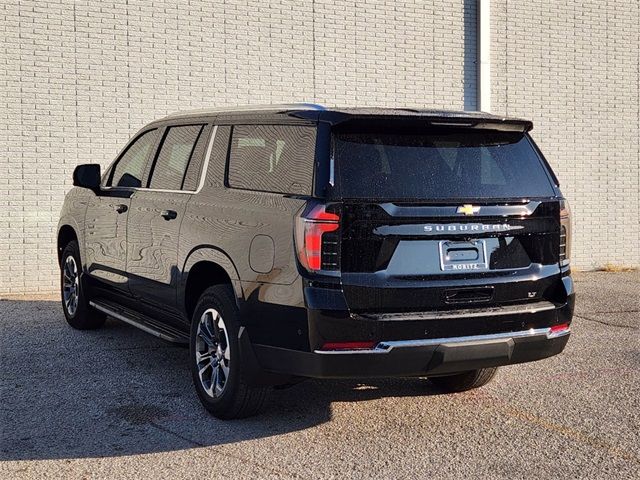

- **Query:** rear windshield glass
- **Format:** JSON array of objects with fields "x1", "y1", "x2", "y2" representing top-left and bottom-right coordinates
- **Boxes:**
[{"x1": 333, "y1": 130, "x2": 555, "y2": 199}]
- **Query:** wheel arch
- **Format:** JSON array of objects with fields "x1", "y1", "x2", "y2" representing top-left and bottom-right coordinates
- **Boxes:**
[
  {"x1": 57, "y1": 224, "x2": 79, "y2": 266},
  {"x1": 181, "y1": 246, "x2": 244, "y2": 321}
]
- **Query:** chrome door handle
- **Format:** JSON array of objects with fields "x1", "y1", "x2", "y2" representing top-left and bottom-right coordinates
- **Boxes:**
[{"x1": 160, "y1": 209, "x2": 177, "y2": 220}]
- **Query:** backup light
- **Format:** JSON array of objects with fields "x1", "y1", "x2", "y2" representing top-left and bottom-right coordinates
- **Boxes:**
[{"x1": 559, "y1": 200, "x2": 572, "y2": 267}]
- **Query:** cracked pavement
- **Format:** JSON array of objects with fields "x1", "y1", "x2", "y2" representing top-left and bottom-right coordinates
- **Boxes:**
[{"x1": 1, "y1": 271, "x2": 638, "y2": 479}]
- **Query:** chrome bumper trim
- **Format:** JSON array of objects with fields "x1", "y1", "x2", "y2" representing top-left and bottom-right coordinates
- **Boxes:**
[
  {"x1": 357, "y1": 301, "x2": 557, "y2": 322},
  {"x1": 314, "y1": 326, "x2": 570, "y2": 355}
]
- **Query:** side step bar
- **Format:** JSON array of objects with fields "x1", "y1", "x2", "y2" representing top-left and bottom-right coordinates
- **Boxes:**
[{"x1": 90, "y1": 300, "x2": 189, "y2": 345}]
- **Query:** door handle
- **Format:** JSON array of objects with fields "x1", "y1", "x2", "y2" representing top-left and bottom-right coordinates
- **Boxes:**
[
  {"x1": 114, "y1": 204, "x2": 128, "y2": 214},
  {"x1": 160, "y1": 209, "x2": 177, "y2": 220}
]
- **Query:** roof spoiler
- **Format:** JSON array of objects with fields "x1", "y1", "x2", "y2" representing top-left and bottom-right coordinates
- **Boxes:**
[
  {"x1": 429, "y1": 120, "x2": 533, "y2": 132},
  {"x1": 327, "y1": 116, "x2": 533, "y2": 133}
]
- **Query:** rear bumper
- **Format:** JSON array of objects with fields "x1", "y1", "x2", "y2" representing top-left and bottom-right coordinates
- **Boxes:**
[
  {"x1": 248, "y1": 274, "x2": 574, "y2": 380},
  {"x1": 303, "y1": 274, "x2": 575, "y2": 349},
  {"x1": 252, "y1": 326, "x2": 570, "y2": 378}
]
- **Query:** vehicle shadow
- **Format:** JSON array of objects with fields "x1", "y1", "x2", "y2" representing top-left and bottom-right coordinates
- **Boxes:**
[{"x1": 0, "y1": 300, "x2": 445, "y2": 461}]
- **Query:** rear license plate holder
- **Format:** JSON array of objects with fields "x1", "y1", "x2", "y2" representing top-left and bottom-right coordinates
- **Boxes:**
[{"x1": 438, "y1": 240, "x2": 488, "y2": 272}]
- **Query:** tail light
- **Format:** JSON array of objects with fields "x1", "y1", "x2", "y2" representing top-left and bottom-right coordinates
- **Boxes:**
[
  {"x1": 559, "y1": 199, "x2": 572, "y2": 267},
  {"x1": 295, "y1": 203, "x2": 340, "y2": 272}
]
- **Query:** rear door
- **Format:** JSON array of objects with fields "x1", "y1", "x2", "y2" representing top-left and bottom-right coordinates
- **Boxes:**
[
  {"x1": 332, "y1": 126, "x2": 562, "y2": 313},
  {"x1": 126, "y1": 123, "x2": 212, "y2": 313}
]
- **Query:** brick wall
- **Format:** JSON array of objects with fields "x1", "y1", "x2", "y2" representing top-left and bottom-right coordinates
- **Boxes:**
[
  {"x1": 1, "y1": 0, "x2": 638, "y2": 294},
  {"x1": 492, "y1": 0, "x2": 640, "y2": 270}
]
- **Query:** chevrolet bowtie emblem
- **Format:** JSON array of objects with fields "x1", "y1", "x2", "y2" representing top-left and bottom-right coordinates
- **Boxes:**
[{"x1": 457, "y1": 204, "x2": 481, "y2": 215}]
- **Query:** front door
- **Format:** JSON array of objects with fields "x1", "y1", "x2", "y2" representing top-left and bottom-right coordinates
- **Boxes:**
[
  {"x1": 84, "y1": 128, "x2": 160, "y2": 293},
  {"x1": 126, "y1": 123, "x2": 210, "y2": 314},
  {"x1": 84, "y1": 191, "x2": 132, "y2": 292}
]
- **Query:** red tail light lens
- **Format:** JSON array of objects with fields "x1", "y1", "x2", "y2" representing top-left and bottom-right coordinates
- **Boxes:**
[
  {"x1": 548, "y1": 323, "x2": 570, "y2": 338},
  {"x1": 550, "y1": 323, "x2": 570, "y2": 333},
  {"x1": 295, "y1": 203, "x2": 340, "y2": 272}
]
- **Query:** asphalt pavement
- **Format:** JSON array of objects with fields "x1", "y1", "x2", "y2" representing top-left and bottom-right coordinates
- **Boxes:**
[{"x1": 1, "y1": 271, "x2": 638, "y2": 479}]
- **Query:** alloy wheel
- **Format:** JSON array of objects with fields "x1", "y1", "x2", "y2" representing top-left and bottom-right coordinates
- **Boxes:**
[
  {"x1": 195, "y1": 308, "x2": 231, "y2": 398},
  {"x1": 62, "y1": 255, "x2": 80, "y2": 316}
]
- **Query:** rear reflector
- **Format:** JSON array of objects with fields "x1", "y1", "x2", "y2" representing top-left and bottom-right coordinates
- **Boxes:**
[
  {"x1": 320, "y1": 341, "x2": 376, "y2": 351},
  {"x1": 548, "y1": 323, "x2": 570, "y2": 338}
]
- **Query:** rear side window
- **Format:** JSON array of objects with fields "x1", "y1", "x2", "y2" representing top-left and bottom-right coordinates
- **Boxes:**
[
  {"x1": 182, "y1": 125, "x2": 213, "y2": 191},
  {"x1": 227, "y1": 125, "x2": 316, "y2": 195},
  {"x1": 108, "y1": 129, "x2": 158, "y2": 188},
  {"x1": 148, "y1": 125, "x2": 204, "y2": 190},
  {"x1": 334, "y1": 130, "x2": 555, "y2": 199}
]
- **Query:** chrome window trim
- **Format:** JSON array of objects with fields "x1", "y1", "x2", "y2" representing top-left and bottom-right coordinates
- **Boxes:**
[
  {"x1": 194, "y1": 124, "x2": 217, "y2": 193},
  {"x1": 314, "y1": 326, "x2": 570, "y2": 355},
  {"x1": 100, "y1": 125, "x2": 217, "y2": 196}
]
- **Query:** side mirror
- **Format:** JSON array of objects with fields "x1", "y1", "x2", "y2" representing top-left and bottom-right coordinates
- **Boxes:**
[{"x1": 73, "y1": 164, "x2": 101, "y2": 191}]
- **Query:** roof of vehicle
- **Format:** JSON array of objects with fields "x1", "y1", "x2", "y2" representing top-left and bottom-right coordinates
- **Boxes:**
[{"x1": 162, "y1": 104, "x2": 533, "y2": 131}]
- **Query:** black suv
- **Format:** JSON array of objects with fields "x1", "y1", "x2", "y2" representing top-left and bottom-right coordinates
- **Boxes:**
[{"x1": 58, "y1": 105, "x2": 574, "y2": 418}]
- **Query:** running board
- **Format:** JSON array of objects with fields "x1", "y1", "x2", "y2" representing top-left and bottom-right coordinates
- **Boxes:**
[{"x1": 90, "y1": 300, "x2": 189, "y2": 344}]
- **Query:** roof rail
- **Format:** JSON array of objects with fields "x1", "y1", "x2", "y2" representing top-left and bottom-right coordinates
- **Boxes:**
[{"x1": 164, "y1": 103, "x2": 326, "y2": 119}]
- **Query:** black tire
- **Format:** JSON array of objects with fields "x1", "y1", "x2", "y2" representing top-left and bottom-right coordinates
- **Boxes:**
[
  {"x1": 429, "y1": 367, "x2": 498, "y2": 393},
  {"x1": 60, "y1": 240, "x2": 106, "y2": 330},
  {"x1": 189, "y1": 285, "x2": 268, "y2": 419}
]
